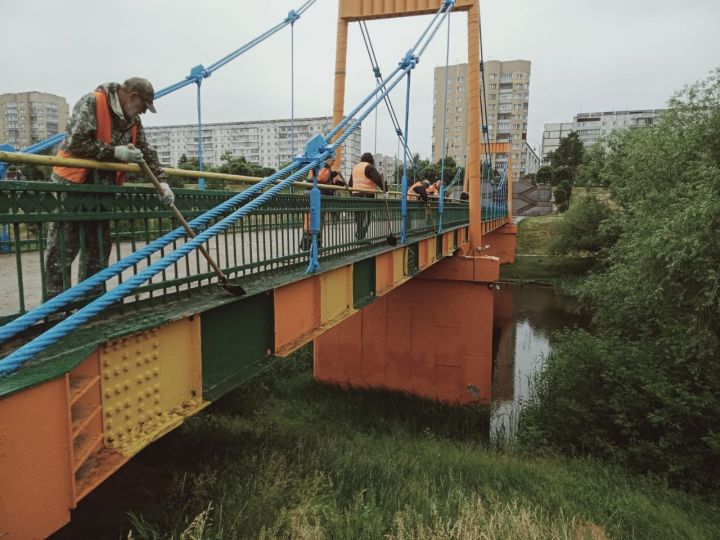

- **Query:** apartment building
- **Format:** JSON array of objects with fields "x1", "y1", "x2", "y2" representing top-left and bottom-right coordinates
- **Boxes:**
[
  {"x1": 373, "y1": 153, "x2": 400, "y2": 185},
  {"x1": 144, "y1": 117, "x2": 362, "y2": 179},
  {"x1": 524, "y1": 141, "x2": 541, "y2": 175},
  {"x1": 432, "y1": 60, "x2": 531, "y2": 180},
  {"x1": 541, "y1": 109, "x2": 665, "y2": 159},
  {"x1": 0, "y1": 92, "x2": 69, "y2": 149}
]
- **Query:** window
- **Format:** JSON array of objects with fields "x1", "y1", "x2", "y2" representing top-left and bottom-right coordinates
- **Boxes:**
[
  {"x1": 515, "y1": 73, "x2": 524, "y2": 79},
  {"x1": 457, "y1": 76, "x2": 464, "y2": 83},
  {"x1": 489, "y1": 94, "x2": 496, "y2": 100},
  {"x1": 489, "y1": 83, "x2": 497, "y2": 89},
  {"x1": 490, "y1": 73, "x2": 498, "y2": 79}
]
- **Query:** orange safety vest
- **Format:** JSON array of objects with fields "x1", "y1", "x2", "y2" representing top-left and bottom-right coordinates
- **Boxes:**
[
  {"x1": 53, "y1": 90, "x2": 138, "y2": 186},
  {"x1": 308, "y1": 166, "x2": 331, "y2": 184},
  {"x1": 351, "y1": 162, "x2": 377, "y2": 193},
  {"x1": 407, "y1": 181, "x2": 424, "y2": 201}
]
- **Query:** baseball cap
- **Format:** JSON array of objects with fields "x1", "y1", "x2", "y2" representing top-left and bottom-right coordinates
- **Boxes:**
[{"x1": 124, "y1": 77, "x2": 157, "y2": 113}]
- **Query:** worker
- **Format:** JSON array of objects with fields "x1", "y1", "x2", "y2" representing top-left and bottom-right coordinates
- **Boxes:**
[
  {"x1": 426, "y1": 179, "x2": 443, "y2": 197},
  {"x1": 349, "y1": 152, "x2": 386, "y2": 240},
  {"x1": 405, "y1": 180, "x2": 430, "y2": 231},
  {"x1": 300, "y1": 157, "x2": 342, "y2": 251},
  {"x1": 44, "y1": 78, "x2": 173, "y2": 301},
  {"x1": 407, "y1": 179, "x2": 430, "y2": 202}
]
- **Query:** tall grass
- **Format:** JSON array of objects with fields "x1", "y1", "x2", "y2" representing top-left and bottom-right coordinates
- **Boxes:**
[{"x1": 115, "y1": 347, "x2": 720, "y2": 539}]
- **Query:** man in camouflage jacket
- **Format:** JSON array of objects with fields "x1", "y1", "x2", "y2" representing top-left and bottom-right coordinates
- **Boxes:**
[{"x1": 44, "y1": 77, "x2": 173, "y2": 300}]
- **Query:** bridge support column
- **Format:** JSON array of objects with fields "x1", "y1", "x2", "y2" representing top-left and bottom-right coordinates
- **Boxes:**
[
  {"x1": 482, "y1": 224, "x2": 517, "y2": 264},
  {"x1": 314, "y1": 255, "x2": 499, "y2": 404}
]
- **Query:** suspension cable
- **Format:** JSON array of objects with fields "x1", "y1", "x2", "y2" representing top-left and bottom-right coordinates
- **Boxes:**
[{"x1": 439, "y1": 11, "x2": 451, "y2": 184}]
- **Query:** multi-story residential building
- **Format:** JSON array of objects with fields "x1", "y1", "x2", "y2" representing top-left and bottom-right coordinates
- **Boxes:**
[
  {"x1": 432, "y1": 60, "x2": 531, "y2": 180},
  {"x1": 524, "y1": 141, "x2": 540, "y2": 176},
  {"x1": 144, "y1": 117, "x2": 361, "y2": 179},
  {"x1": 0, "y1": 92, "x2": 69, "y2": 149},
  {"x1": 541, "y1": 109, "x2": 665, "y2": 159},
  {"x1": 373, "y1": 153, "x2": 399, "y2": 185}
]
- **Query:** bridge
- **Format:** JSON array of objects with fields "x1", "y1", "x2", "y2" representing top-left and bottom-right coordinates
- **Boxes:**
[{"x1": 0, "y1": 1, "x2": 516, "y2": 538}]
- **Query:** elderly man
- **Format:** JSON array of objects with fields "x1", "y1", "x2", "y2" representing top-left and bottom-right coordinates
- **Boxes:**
[{"x1": 44, "y1": 77, "x2": 174, "y2": 300}]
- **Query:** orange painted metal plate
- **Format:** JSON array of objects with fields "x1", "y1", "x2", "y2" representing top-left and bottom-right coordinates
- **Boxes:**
[
  {"x1": 339, "y1": 0, "x2": 475, "y2": 21},
  {"x1": 274, "y1": 276, "x2": 320, "y2": 355},
  {"x1": 0, "y1": 377, "x2": 74, "y2": 540}
]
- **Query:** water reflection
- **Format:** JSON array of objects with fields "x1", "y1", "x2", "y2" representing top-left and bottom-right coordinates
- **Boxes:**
[{"x1": 491, "y1": 285, "x2": 590, "y2": 441}]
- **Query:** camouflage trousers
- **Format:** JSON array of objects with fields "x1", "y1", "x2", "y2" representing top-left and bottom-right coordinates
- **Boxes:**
[{"x1": 44, "y1": 176, "x2": 112, "y2": 300}]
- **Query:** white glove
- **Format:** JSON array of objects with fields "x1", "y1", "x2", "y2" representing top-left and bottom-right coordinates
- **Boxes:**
[
  {"x1": 381, "y1": 191, "x2": 389, "y2": 199},
  {"x1": 114, "y1": 145, "x2": 144, "y2": 163},
  {"x1": 158, "y1": 182, "x2": 175, "y2": 207}
]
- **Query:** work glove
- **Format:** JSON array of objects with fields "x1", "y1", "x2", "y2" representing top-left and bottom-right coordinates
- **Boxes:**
[
  {"x1": 114, "y1": 145, "x2": 144, "y2": 163},
  {"x1": 157, "y1": 182, "x2": 175, "y2": 207},
  {"x1": 381, "y1": 191, "x2": 389, "y2": 199}
]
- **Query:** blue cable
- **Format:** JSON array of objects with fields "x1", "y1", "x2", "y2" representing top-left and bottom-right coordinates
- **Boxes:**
[{"x1": 0, "y1": 0, "x2": 450, "y2": 372}]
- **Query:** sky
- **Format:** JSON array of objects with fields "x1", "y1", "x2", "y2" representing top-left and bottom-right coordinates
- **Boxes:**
[{"x1": 3, "y1": 0, "x2": 719, "y2": 159}]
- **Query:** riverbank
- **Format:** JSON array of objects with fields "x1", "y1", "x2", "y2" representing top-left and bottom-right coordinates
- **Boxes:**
[
  {"x1": 54, "y1": 348, "x2": 720, "y2": 539},
  {"x1": 500, "y1": 214, "x2": 592, "y2": 287}
]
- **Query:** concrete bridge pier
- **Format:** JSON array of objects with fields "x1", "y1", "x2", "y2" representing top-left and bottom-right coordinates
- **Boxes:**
[{"x1": 314, "y1": 231, "x2": 515, "y2": 404}]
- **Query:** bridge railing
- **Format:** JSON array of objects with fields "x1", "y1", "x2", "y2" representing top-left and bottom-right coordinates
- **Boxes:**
[{"x1": 0, "y1": 180, "x2": 468, "y2": 324}]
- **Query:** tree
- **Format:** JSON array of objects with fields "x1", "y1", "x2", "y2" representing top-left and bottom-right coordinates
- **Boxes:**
[
  {"x1": 546, "y1": 131, "x2": 585, "y2": 175},
  {"x1": 520, "y1": 69, "x2": 720, "y2": 494},
  {"x1": 575, "y1": 143, "x2": 609, "y2": 187},
  {"x1": 536, "y1": 165, "x2": 553, "y2": 185}
]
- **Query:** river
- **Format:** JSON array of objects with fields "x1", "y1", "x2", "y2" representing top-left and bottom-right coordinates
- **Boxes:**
[{"x1": 490, "y1": 284, "x2": 590, "y2": 442}]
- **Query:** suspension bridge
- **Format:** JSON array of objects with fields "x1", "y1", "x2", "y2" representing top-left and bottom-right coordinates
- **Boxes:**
[{"x1": 0, "y1": 1, "x2": 516, "y2": 537}]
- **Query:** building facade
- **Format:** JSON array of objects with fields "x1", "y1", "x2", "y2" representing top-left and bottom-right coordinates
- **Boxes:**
[
  {"x1": 523, "y1": 141, "x2": 540, "y2": 176},
  {"x1": 541, "y1": 109, "x2": 665, "y2": 159},
  {"x1": 432, "y1": 60, "x2": 531, "y2": 180},
  {"x1": 373, "y1": 153, "x2": 400, "y2": 186},
  {"x1": 144, "y1": 117, "x2": 362, "y2": 179},
  {"x1": 0, "y1": 92, "x2": 69, "y2": 149}
]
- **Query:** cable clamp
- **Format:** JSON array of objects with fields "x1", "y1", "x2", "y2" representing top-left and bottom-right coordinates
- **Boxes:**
[
  {"x1": 285, "y1": 9, "x2": 300, "y2": 23},
  {"x1": 187, "y1": 64, "x2": 210, "y2": 83},
  {"x1": 292, "y1": 134, "x2": 333, "y2": 166},
  {"x1": 399, "y1": 51, "x2": 419, "y2": 70}
]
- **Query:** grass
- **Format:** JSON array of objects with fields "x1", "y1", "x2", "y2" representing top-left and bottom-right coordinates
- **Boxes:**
[
  {"x1": 57, "y1": 348, "x2": 720, "y2": 539},
  {"x1": 502, "y1": 215, "x2": 593, "y2": 286}
]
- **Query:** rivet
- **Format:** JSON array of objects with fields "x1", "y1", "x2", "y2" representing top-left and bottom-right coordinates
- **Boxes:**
[
  {"x1": 145, "y1": 355, "x2": 152, "y2": 364},
  {"x1": 113, "y1": 367, "x2": 120, "y2": 376},
  {"x1": 138, "y1": 393, "x2": 144, "y2": 402},
  {"x1": 136, "y1": 347, "x2": 142, "y2": 355},
  {"x1": 105, "y1": 390, "x2": 113, "y2": 398},
  {"x1": 125, "y1": 414, "x2": 131, "y2": 421},
  {"x1": 103, "y1": 373, "x2": 111, "y2": 380},
  {"x1": 122, "y1": 352, "x2": 129, "y2": 360},
  {"x1": 154, "y1": 397, "x2": 161, "y2": 404},
  {"x1": 145, "y1": 372, "x2": 152, "y2": 381},
  {"x1": 105, "y1": 410, "x2": 113, "y2": 417},
  {"x1": 136, "y1": 375, "x2": 144, "y2": 385},
  {"x1": 123, "y1": 363, "x2": 129, "y2": 372},
  {"x1": 153, "y1": 342, "x2": 159, "y2": 349},
  {"x1": 124, "y1": 380, "x2": 131, "y2": 390},
  {"x1": 124, "y1": 399, "x2": 131, "y2": 409},
  {"x1": 106, "y1": 421, "x2": 113, "y2": 429},
  {"x1": 145, "y1": 389, "x2": 152, "y2": 397},
  {"x1": 136, "y1": 359, "x2": 143, "y2": 367},
  {"x1": 153, "y1": 352, "x2": 159, "y2": 359}
]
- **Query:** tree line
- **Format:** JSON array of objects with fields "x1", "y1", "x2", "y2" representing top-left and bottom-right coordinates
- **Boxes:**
[{"x1": 520, "y1": 69, "x2": 720, "y2": 496}]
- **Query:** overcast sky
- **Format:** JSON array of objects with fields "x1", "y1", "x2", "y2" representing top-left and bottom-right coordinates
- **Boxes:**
[{"x1": 4, "y1": 0, "x2": 719, "y2": 159}]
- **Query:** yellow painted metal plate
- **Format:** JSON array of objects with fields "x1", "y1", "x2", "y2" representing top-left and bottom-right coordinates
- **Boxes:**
[
  {"x1": 393, "y1": 247, "x2": 406, "y2": 284},
  {"x1": 99, "y1": 317, "x2": 206, "y2": 456},
  {"x1": 320, "y1": 266, "x2": 353, "y2": 324}
]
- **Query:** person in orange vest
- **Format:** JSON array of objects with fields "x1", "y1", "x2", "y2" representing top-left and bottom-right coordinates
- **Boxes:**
[
  {"x1": 300, "y1": 157, "x2": 345, "y2": 251},
  {"x1": 44, "y1": 78, "x2": 172, "y2": 300},
  {"x1": 406, "y1": 179, "x2": 430, "y2": 202},
  {"x1": 426, "y1": 179, "x2": 443, "y2": 198},
  {"x1": 349, "y1": 152, "x2": 387, "y2": 240}
]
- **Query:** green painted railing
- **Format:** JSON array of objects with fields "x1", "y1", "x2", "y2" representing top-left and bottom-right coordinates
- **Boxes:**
[{"x1": 0, "y1": 181, "x2": 469, "y2": 323}]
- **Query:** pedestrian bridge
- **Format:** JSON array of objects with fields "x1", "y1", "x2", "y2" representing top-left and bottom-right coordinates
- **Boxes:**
[{"x1": 0, "y1": 0, "x2": 518, "y2": 537}]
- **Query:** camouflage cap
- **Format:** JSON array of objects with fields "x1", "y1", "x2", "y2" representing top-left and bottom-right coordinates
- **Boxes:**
[{"x1": 123, "y1": 77, "x2": 157, "y2": 113}]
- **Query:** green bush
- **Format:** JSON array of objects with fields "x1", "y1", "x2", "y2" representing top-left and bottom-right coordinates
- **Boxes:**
[
  {"x1": 520, "y1": 69, "x2": 720, "y2": 495},
  {"x1": 551, "y1": 195, "x2": 616, "y2": 255}
]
